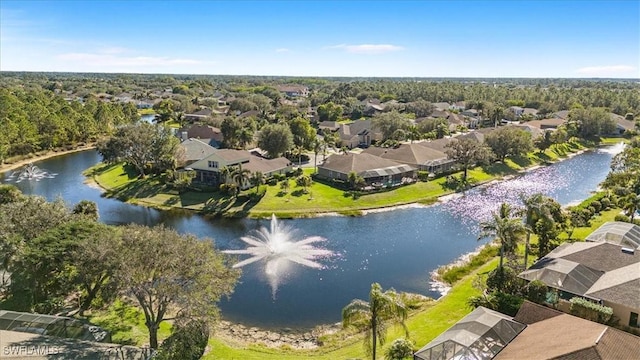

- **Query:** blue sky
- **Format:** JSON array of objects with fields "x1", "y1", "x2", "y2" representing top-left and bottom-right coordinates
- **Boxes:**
[{"x1": 1, "y1": 1, "x2": 638, "y2": 77}]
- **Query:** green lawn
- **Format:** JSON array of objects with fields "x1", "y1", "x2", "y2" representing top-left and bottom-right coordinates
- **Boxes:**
[{"x1": 84, "y1": 138, "x2": 597, "y2": 219}]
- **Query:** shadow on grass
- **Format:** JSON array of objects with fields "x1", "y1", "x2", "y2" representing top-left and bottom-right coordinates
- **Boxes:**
[
  {"x1": 481, "y1": 162, "x2": 517, "y2": 177},
  {"x1": 291, "y1": 189, "x2": 305, "y2": 197},
  {"x1": 510, "y1": 155, "x2": 534, "y2": 168},
  {"x1": 105, "y1": 175, "x2": 166, "y2": 201},
  {"x1": 531, "y1": 152, "x2": 553, "y2": 163}
]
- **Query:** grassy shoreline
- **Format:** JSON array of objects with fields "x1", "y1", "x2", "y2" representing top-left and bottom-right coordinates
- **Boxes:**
[{"x1": 84, "y1": 139, "x2": 603, "y2": 219}]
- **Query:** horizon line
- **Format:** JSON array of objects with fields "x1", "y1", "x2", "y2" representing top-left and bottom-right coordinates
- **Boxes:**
[{"x1": 1, "y1": 70, "x2": 639, "y2": 81}]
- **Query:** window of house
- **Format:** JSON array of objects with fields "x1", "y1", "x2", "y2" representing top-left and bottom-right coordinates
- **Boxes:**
[
  {"x1": 208, "y1": 161, "x2": 218, "y2": 168},
  {"x1": 630, "y1": 312, "x2": 639, "y2": 328}
]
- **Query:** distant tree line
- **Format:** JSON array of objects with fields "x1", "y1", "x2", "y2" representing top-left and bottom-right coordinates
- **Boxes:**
[{"x1": 0, "y1": 88, "x2": 139, "y2": 163}]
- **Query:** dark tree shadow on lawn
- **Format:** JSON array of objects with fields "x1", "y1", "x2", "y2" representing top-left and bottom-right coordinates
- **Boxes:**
[
  {"x1": 291, "y1": 189, "x2": 305, "y2": 197},
  {"x1": 510, "y1": 155, "x2": 534, "y2": 168},
  {"x1": 481, "y1": 162, "x2": 518, "y2": 177}
]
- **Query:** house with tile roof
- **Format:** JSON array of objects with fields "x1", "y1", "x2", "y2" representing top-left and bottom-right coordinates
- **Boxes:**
[
  {"x1": 519, "y1": 235, "x2": 640, "y2": 329},
  {"x1": 495, "y1": 301, "x2": 640, "y2": 360},
  {"x1": 188, "y1": 149, "x2": 292, "y2": 188},
  {"x1": 179, "y1": 138, "x2": 218, "y2": 166},
  {"x1": 317, "y1": 152, "x2": 416, "y2": 187},
  {"x1": 337, "y1": 119, "x2": 382, "y2": 148},
  {"x1": 413, "y1": 301, "x2": 640, "y2": 360},
  {"x1": 363, "y1": 143, "x2": 455, "y2": 174}
]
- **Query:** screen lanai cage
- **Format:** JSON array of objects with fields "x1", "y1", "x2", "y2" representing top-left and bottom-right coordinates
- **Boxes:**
[
  {"x1": 413, "y1": 307, "x2": 526, "y2": 360},
  {"x1": 0, "y1": 310, "x2": 111, "y2": 343},
  {"x1": 585, "y1": 221, "x2": 640, "y2": 250}
]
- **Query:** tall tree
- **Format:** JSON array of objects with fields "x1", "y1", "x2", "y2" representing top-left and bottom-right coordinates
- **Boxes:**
[
  {"x1": 445, "y1": 139, "x2": 494, "y2": 183},
  {"x1": 484, "y1": 126, "x2": 534, "y2": 161},
  {"x1": 317, "y1": 102, "x2": 343, "y2": 122},
  {"x1": 257, "y1": 123, "x2": 294, "y2": 158},
  {"x1": 117, "y1": 224, "x2": 239, "y2": 349},
  {"x1": 342, "y1": 283, "x2": 408, "y2": 360},
  {"x1": 372, "y1": 111, "x2": 412, "y2": 141},
  {"x1": 97, "y1": 123, "x2": 180, "y2": 177}
]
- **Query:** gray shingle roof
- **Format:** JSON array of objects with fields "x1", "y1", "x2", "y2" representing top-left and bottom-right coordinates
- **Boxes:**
[
  {"x1": 519, "y1": 230, "x2": 640, "y2": 309},
  {"x1": 319, "y1": 153, "x2": 415, "y2": 178}
]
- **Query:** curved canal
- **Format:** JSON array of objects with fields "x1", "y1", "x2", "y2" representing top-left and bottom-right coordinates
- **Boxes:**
[{"x1": 0, "y1": 145, "x2": 621, "y2": 329}]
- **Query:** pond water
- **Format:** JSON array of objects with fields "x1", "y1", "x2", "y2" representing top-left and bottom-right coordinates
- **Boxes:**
[{"x1": 0, "y1": 145, "x2": 620, "y2": 329}]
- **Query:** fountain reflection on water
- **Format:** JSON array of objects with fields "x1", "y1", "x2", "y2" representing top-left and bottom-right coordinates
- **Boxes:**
[
  {"x1": 223, "y1": 214, "x2": 334, "y2": 297},
  {"x1": 4, "y1": 163, "x2": 57, "y2": 183}
]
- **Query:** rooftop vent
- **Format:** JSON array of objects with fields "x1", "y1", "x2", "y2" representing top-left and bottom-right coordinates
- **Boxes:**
[{"x1": 621, "y1": 247, "x2": 635, "y2": 255}]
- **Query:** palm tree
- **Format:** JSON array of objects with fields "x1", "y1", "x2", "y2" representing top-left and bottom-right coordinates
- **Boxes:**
[
  {"x1": 478, "y1": 203, "x2": 525, "y2": 275},
  {"x1": 342, "y1": 283, "x2": 408, "y2": 360},
  {"x1": 219, "y1": 166, "x2": 232, "y2": 185},
  {"x1": 623, "y1": 193, "x2": 640, "y2": 222},
  {"x1": 249, "y1": 171, "x2": 265, "y2": 193},
  {"x1": 520, "y1": 193, "x2": 550, "y2": 268},
  {"x1": 312, "y1": 138, "x2": 323, "y2": 174},
  {"x1": 231, "y1": 164, "x2": 251, "y2": 190}
]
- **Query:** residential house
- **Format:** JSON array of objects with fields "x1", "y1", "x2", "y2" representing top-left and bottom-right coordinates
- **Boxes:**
[
  {"x1": 507, "y1": 123, "x2": 544, "y2": 139},
  {"x1": 188, "y1": 149, "x2": 292, "y2": 188},
  {"x1": 414, "y1": 301, "x2": 640, "y2": 360},
  {"x1": 318, "y1": 121, "x2": 340, "y2": 133},
  {"x1": 611, "y1": 113, "x2": 637, "y2": 134},
  {"x1": 363, "y1": 143, "x2": 455, "y2": 174},
  {"x1": 525, "y1": 118, "x2": 566, "y2": 130},
  {"x1": 185, "y1": 108, "x2": 213, "y2": 122},
  {"x1": 136, "y1": 99, "x2": 155, "y2": 109},
  {"x1": 462, "y1": 108, "x2": 480, "y2": 118},
  {"x1": 419, "y1": 138, "x2": 455, "y2": 153},
  {"x1": 433, "y1": 102, "x2": 451, "y2": 111},
  {"x1": 413, "y1": 306, "x2": 526, "y2": 360},
  {"x1": 185, "y1": 124, "x2": 224, "y2": 144},
  {"x1": 179, "y1": 138, "x2": 218, "y2": 166},
  {"x1": 317, "y1": 152, "x2": 416, "y2": 187},
  {"x1": 519, "y1": 230, "x2": 640, "y2": 329},
  {"x1": 276, "y1": 85, "x2": 309, "y2": 97},
  {"x1": 508, "y1": 106, "x2": 524, "y2": 117},
  {"x1": 361, "y1": 99, "x2": 385, "y2": 116},
  {"x1": 452, "y1": 101, "x2": 467, "y2": 111},
  {"x1": 522, "y1": 107, "x2": 539, "y2": 117},
  {"x1": 554, "y1": 110, "x2": 570, "y2": 120},
  {"x1": 495, "y1": 301, "x2": 640, "y2": 359},
  {"x1": 337, "y1": 119, "x2": 382, "y2": 148}
]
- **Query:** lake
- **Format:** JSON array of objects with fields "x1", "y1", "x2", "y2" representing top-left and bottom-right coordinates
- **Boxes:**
[{"x1": 0, "y1": 144, "x2": 620, "y2": 329}]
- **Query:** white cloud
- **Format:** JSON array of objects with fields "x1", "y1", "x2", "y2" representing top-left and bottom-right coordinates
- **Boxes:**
[
  {"x1": 56, "y1": 52, "x2": 205, "y2": 67},
  {"x1": 325, "y1": 44, "x2": 404, "y2": 54},
  {"x1": 275, "y1": 48, "x2": 290, "y2": 53},
  {"x1": 575, "y1": 65, "x2": 637, "y2": 76}
]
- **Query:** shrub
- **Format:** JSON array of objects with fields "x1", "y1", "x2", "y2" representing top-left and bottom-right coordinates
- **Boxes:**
[
  {"x1": 615, "y1": 214, "x2": 631, "y2": 223},
  {"x1": 486, "y1": 266, "x2": 523, "y2": 295},
  {"x1": 570, "y1": 297, "x2": 613, "y2": 324},
  {"x1": 385, "y1": 338, "x2": 414, "y2": 360},
  {"x1": 267, "y1": 177, "x2": 278, "y2": 186},
  {"x1": 155, "y1": 319, "x2": 209, "y2": 360},
  {"x1": 417, "y1": 171, "x2": 430, "y2": 182},
  {"x1": 600, "y1": 197, "x2": 611, "y2": 209},
  {"x1": 590, "y1": 200, "x2": 602, "y2": 213},
  {"x1": 525, "y1": 280, "x2": 548, "y2": 304}
]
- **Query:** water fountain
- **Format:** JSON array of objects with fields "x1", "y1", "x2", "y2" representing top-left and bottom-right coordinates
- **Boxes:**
[
  {"x1": 4, "y1": 163, "x2": 57, "y2": 183},
  {"x1": 224, "y1": 214, "x2": 334, "y2": 297}
]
